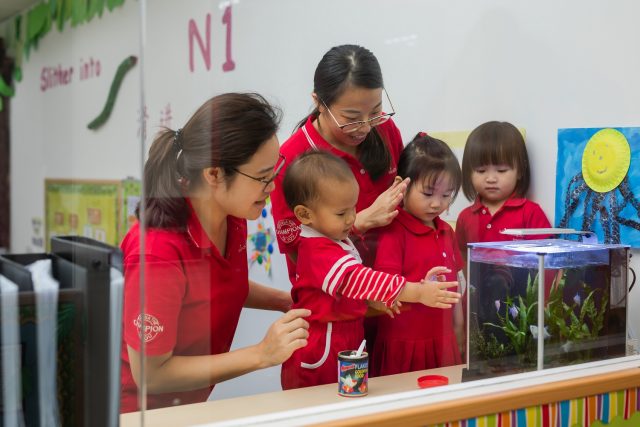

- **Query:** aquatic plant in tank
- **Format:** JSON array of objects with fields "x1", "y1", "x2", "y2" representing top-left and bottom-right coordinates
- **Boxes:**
[
  {"x1": 465, "y1": 239, "x2": 629, "y2": 380},
  {"x1": 483, "y1": 271, "x2": 539, "y2": 367},
  {"x1": 544, "y1": 268, "x2": 611, "y2": 363}
]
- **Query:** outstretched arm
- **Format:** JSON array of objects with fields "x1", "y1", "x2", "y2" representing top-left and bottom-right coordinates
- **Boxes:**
[{"x1": 338, "y1": 265, "x2": 460, "y2": 309}]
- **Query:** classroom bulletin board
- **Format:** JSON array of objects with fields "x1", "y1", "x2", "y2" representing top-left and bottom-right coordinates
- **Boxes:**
[{"x1": 44, "y1": 178, "x2": 140, "y2": 250}]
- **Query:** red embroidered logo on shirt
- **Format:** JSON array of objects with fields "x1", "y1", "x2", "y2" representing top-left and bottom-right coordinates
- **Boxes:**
[
  {"x1": 133, "y1": 313, "x2": 164, "y2": 343},
  {"x1": 276, "y1": 219, "x2": 300, "y2": 244}
]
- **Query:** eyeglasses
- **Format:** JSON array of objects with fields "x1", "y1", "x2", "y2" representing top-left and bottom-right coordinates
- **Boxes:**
[
  {"x1": 321, "y1": 88, "x2": 396, "y2": 134},
  {"x1": 232, "y1": 153, "x2": 286, "y2": 192}
]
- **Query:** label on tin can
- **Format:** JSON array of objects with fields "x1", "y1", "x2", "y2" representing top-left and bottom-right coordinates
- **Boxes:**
[{"x1": 337, "y1": 350, "x2": 368, "y2": 397}]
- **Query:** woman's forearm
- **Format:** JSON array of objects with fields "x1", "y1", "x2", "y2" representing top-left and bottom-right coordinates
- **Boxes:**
[
  {"x1": 128, "y1": 345, "x2": 267, "y2": 395},
  {"x1": 128, "y1": 307, "x2": 311, "y2": 394},
  {"x1": 245, "y1": 280, "x2": 291, "y2": 312}
]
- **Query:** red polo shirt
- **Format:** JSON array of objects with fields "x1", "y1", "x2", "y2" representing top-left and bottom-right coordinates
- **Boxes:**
[
  {"x1": 455, "y1": 196, "x2": 551, "y2": 260},
  {"x1": 373, "y1": 209, "x2": 463, "y2": 374},
  {"x1": 270, "y1": 116, "x2": 404, "y2": 278},
  {"x1": 375, "y1": 209, "x2": 462, "y2": 285},
  {"x1": 119, "y1": 203, "x2": 249, "y2": 413}
]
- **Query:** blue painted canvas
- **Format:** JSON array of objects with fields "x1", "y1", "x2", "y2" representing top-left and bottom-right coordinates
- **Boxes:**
[{"x1": 555, "y1": 127, "x2": 640, "y2": 246}]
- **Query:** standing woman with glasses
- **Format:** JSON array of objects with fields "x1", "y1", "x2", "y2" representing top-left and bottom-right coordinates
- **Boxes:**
[
  {"x1": 271, "y1": 45, "x2": 409, "y2": 281},
  {"x1": 120, "y1": 93, "x2": 310, "y2": 413},
  {"x1": 270, "y1": 45, "x2": 409, "y2": 375}
]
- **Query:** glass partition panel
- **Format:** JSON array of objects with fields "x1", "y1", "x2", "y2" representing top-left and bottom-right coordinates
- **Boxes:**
[
  {"x1": 130, "y1": 0, "x2": 640, "y2": 424},
  {"x1": 136, "y1": 0, "x2": 296, "y2": 412},
  {"x1": 129, "y1": 2, "x2": 640, "y2": 424},
  {"x1": 0, "y1": 1, "x2": 143, "y2": 425}
]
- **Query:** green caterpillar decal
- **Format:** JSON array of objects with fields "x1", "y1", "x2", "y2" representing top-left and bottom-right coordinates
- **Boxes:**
[{"x1": 87, "y1": 55, "x2": 137, "y2": 130}]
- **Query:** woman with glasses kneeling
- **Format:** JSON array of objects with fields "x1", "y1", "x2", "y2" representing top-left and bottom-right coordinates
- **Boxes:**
[{"x1": 120, "y1": 93, "x2": 310, "y2": 413}]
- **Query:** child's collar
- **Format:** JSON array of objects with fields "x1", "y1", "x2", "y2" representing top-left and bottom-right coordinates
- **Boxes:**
[
  {"x1": 471, "y1": 195, "x2": 527, "y2": 212},
  {"x1": 299, "y1": 224, "x2": 361, "y2": 261}
]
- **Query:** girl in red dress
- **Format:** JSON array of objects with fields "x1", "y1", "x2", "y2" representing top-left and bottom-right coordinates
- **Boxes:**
[{"x1": 372, "y1": 133, "x2": 465, "y2": 375}]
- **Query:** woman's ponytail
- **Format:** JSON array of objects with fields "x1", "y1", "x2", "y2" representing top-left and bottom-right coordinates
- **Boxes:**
[{"x1": 138, "y1": 127, "x2": 189, "y2": 229}]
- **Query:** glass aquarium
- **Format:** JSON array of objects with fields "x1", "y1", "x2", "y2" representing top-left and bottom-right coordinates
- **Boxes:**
[{"x1": 466, "y1": 239, "x2": 629, "y2": 379}]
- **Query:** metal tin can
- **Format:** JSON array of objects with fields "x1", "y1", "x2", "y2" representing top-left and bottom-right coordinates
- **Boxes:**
[{"x1": 337, "y1": 350, "x2": 368, "y2": 397}]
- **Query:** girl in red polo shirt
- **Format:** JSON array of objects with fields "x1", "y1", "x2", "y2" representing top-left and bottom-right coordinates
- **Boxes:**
[
  {"x1": 455, "y1": 121, "x2": 551, "y2": 258},
  {"x1": 279, "y1": 151, "x2": 461, "y2": 389},
  {"x1": 455, "y1": 121, "x2": 552, "y2": 335},
  {"x1": 270, "y1": 45, "x2": 409, "y2": 280},
  {"x1": 372, "y1": 134, "x2": 465, "y2": 375},
  {"x1": 120, "y1": 93, "x2": 311, "y2": 413}
]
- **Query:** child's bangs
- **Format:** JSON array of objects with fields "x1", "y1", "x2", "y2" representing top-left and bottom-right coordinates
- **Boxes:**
[
  {"x1": 419, "y1": 168, "x2": 447, "y2": 190},
  {"x1": 469, "y1": 138, "x2": 517, "y2": 168},
  {"x1": 420, "y1": 167, "x2": 461, "y2": 197}
]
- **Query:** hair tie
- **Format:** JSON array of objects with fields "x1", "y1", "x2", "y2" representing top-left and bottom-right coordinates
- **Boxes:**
[
  {"x1": 173, "y1": 128, "x2": 184, "y2": 161},
  {"x1": 419, "y1": 131, "x2": 428, "y2": 137}
]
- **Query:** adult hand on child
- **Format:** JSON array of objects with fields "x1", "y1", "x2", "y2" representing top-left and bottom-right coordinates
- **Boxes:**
[
  {"x1": 354, "y1": 177, "x2": 410, "y2": 233},
  {"x1": 257, "y1": 309, "x2": 311, "y2": 368},
  {"x1": 419, "y1": 266, "x2": 461, "y2": 309}
]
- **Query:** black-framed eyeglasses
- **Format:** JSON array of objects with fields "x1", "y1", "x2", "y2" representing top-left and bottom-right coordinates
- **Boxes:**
[
  {"x1": 232, "y1": 153, "x2": 286, "y2": 192},
  {"x1": 321, "y1": 88, "x2": 396, "y2": 134}
]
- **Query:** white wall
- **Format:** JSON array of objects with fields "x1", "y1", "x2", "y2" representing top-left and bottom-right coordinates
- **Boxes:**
[
  {"x1": 7, "y1": 0, "x2": 142, "y2": 253},
  {"x1": 4, "y1": 0, "x2": 640, "y2": 400}
]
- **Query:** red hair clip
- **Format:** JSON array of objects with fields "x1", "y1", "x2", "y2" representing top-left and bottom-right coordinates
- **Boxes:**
[{"x1": 419, "y1": 131, "x2": 428, "y2": 137}]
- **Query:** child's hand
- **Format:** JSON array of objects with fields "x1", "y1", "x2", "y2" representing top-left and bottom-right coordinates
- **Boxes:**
[
  {"x1": 419, "y1": 267, "x2": 461, "y2": 309},
  {"x1": 424, "y1": 266, "x2": 452, "y2": 283},
  {"x1": 367, "y1": 300, "x2": 402, "y2": 318},
  {"x1": 390, "y1": 300, "x2": 402, "y2": 317}
]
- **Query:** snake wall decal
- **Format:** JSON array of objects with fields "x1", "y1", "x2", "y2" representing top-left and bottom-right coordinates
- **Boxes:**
[{"x1": 87, "y1": 55, "x2": 137, "y2": 130}]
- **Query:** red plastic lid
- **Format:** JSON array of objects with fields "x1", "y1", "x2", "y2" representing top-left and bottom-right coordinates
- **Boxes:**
[{"x1": 417, "y1": 374, "x2": 449, "y2": 388}]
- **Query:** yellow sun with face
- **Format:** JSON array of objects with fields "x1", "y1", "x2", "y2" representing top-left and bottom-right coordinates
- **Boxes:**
[{"x1": 582, "y1": 128, "x2": 630, "y2": 193}]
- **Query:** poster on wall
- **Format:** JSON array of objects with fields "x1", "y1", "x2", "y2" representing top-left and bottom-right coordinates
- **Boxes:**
[
  {"x1": 247, "y1": 200, "x2": 277, "y2": 281},
  {"x1": 555, "y1": 127, "x2": 640, "y2": 246},
  {"x1": 45, "y1": 179, "x2": 141, "y2": 250},
  {"x1": 121, "y1": 178, "x2": 142, "y2": 240}
]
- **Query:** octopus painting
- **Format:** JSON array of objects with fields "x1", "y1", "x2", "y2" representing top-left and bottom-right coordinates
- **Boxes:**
[{"x1": 555, "y1": 127, "x2": 640, "y2": 245}]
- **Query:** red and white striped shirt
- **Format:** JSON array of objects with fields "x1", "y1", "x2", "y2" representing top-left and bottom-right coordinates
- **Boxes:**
[{"x1": 292, "y1": 225, "x2": 406, "y2": 323}]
